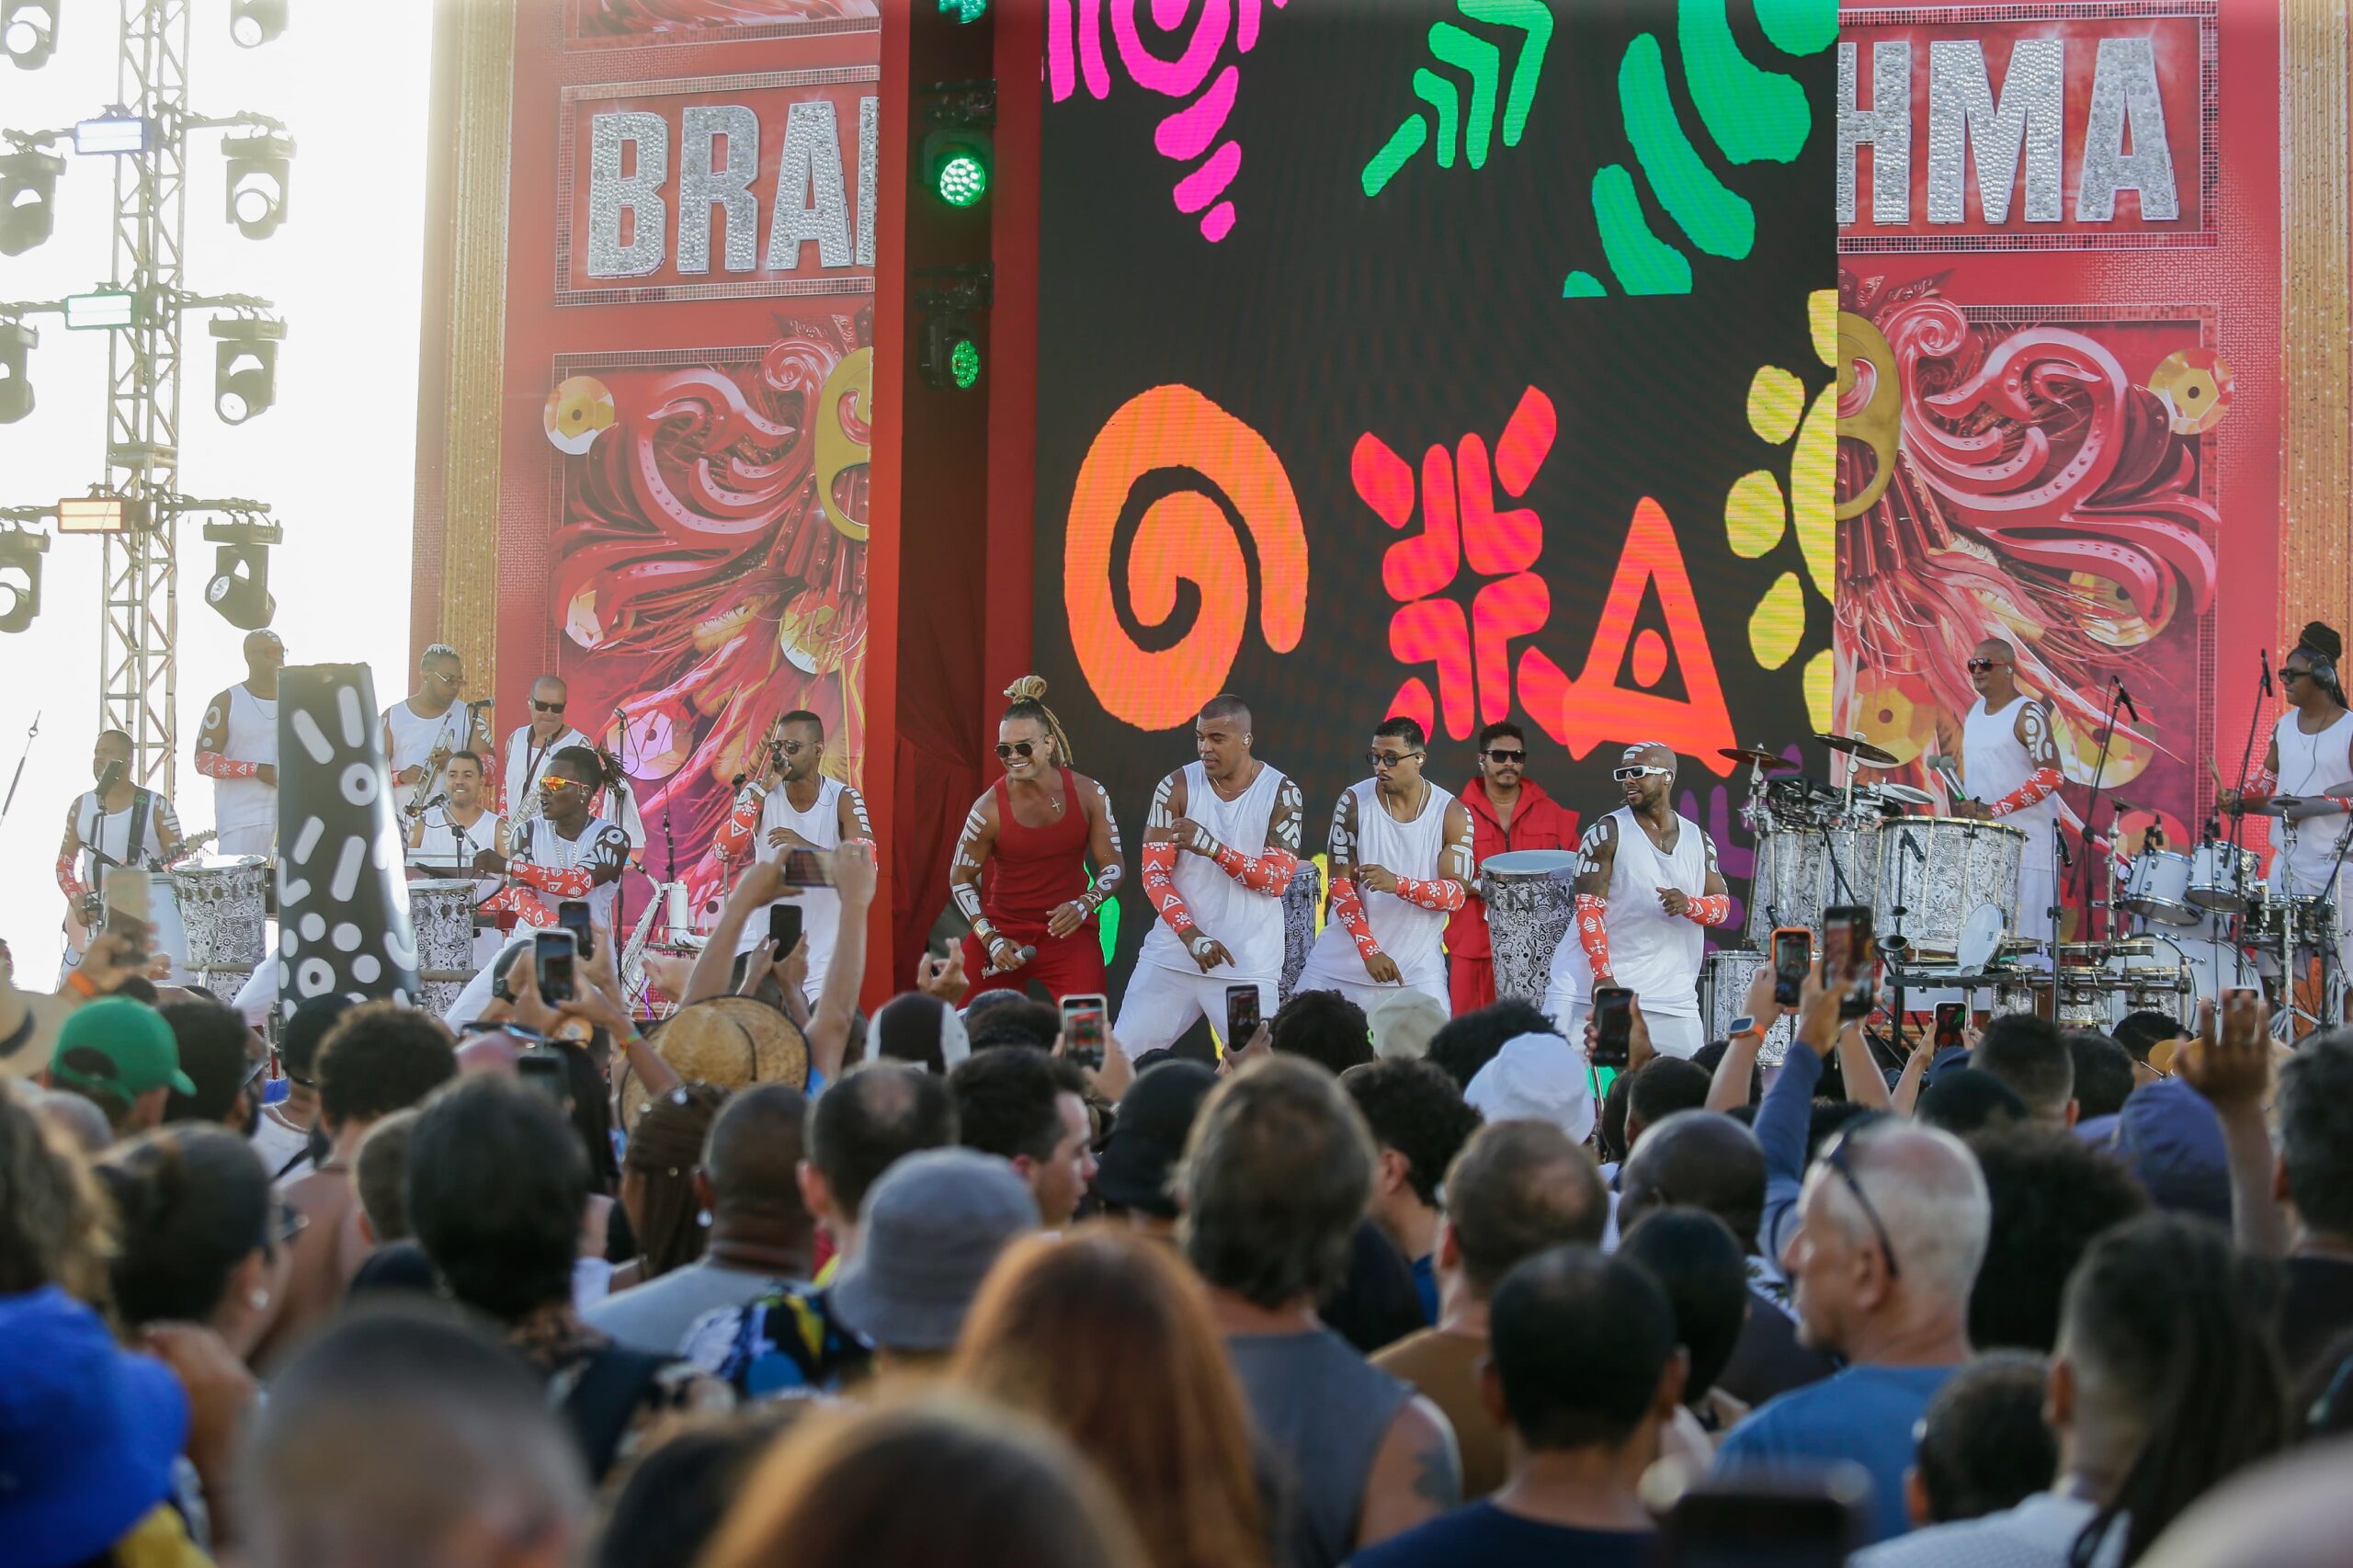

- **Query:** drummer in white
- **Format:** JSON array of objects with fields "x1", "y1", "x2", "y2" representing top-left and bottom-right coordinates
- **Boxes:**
[
  {"x1": 1295, "y1": 717, "x2": 1474, "y2": 1014},
  {"x1": 56, "y1": 728, "x2": 195, "y2": 982},
  {"x1": 1546, "y1": 743, "x2": 1729, "y2": 1058},
  {"x1": 713, "y1": 710, "x2": 871, "y2": 1003},
  {"x1": 405, "y1": 750, "x2": 506, "y2": 966},
  {"x1": 2223, "y1": 623, "x2": 2353, "y2": 1007},
  {"x1": 192, "y1": 630, "x2": 283, "y2": 858},
  {"x1": 1951, "y1": 639, "x2": 2064, "y2": 955},
  {"x1": 1115, "y1": 694, "x2": 1303, "y2": 1057}
]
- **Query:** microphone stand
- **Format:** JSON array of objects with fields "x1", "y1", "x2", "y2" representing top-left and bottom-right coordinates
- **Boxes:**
[
  {"x1": 0, "y1": 710, "x2": 37, "y2": 825},
  {"x1": 2227, "y1": 656, "x2": 2273, "y2": 910},
  {"x1": 2077, "y1": 683, "x2": 2130, "y2": 941}
]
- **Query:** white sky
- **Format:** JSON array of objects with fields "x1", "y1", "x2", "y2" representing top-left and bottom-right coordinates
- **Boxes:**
[{"x1": 0, "y1": 7, "x2": 431, "y2": 977}]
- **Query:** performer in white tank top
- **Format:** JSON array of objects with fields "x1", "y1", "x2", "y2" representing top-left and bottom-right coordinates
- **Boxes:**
[
  {"x1": 2225, "y1": 627, "x2": 2353, "y2": 1016},
  {"x1": 55, "y1": 729, "x2": 193, "y2": 983},
  {"x1": 194, "y1": 631, "x2": 284, "y2": 858},
  {"x1": 381, "y1": 643, "x2": 493, "y2": 819},
  {"x1": 1295, "y1": 718, "x2": 1474, "y2": 1016},
  {"x1": 1116, "y1": 696, "x2": 1304, "y2": 1057},
  {"x1": 1544, "y1": 743, "x2": 1729, "y2": 1059},
  {"x1": 712, "y1": 710, "x2": 870, "y2": 1003},
  {"x1": 1951, "y1": 638, "x2": 2064, "y2": 957}
]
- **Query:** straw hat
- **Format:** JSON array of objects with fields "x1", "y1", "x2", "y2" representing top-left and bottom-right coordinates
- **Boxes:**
[{"x1": 616, "y1": 997, "x2": 808, "y2": 1128}]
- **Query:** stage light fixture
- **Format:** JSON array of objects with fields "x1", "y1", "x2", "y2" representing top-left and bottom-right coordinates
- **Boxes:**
[
  {"x1": 201, "y1": 517, "x2": 280, "y2": 631},
  {"x1": 0, "y1": 527, "x2": 45, "y2": 635},
  {"x1": 222, "y1": 132, "x2": 293, "y2": 238},
  {"x1": 74, "y1": 115, "x2": 151, "y2": 155},
  {"x1": 924, "y1": 129, "x2": 991, "y2": 208},
  {"x1": 920, "y1": 312, "x2": 982, "y2": 392},
  {"x1": 0, "y1": 319, "x2": 33, "y2": 424},
  {"x1": 0, "y1": 147, "x2": 63, "y2": 256},
  {"x1": 57, "y1": 494, "x2": 147, "y2": 534},
  {"x1": 938, "y1": 0, "x2": 988, "y2": 21},
  {"x1": 228, "y1": 0, "x2": 287, "y2": 48},
  {"x1": 209, "y1": 316, "x2": 282, "y2": 424},
  {"x1": 63, "y1": 289, "x2": 139, "y2": 330},
  {"x1": 2, "y1": 0, "x2": 58, "y2": 68}
]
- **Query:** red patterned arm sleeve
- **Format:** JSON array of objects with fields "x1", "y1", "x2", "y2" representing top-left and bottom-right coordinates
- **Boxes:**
[
  {"x1": 195, "y1": 752, "x2": 258, "y2": 780},
  {"x1": 507, "y1": 859, "x2": 596, "y2": 898},
  {"x1": 1392, "y1": 874, "x2": 1467, "y2": 914},
  {"x1": 1575, "y1": 893, "x2": 1613, "y2": 981},
  {"x1": 1328, "y1": 877, "x2": 1384, "y2": 962},
  {"x1": 2247, "y1": 763, "x2": 2279, "y2": 798},
  {"x1": 1210, "y1": 842, "x2": 1300, "y2": 895},
  {"x1": 714, "y1": 790, "x2": 762, "y2": 862},
  {"x1": 1990, "y1": 767, "x2": 2063, "y2": 817},
  {"x1": 1680, "y1": 893, "x2": 1733, "y2": 927},
  {"x1": 58, "y1": 853, "x2": 89, "y2": 902},
  {"x1": 1142, "y1": 841, "x2": 1200, "y2": 939}
]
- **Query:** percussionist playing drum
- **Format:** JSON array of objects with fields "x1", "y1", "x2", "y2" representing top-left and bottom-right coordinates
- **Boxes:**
[
  {"x1": 1951, "y1": 639, "x2": 2064, "y2": 960},
  {"x1": 1546, "y1": 742, "x2": 1730, "y2": 1059}
]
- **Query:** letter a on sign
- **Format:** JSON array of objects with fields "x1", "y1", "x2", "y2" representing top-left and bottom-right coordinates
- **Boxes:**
[{"x1": 1518, "y1": 498, "x2": 1738, "y2": 776}]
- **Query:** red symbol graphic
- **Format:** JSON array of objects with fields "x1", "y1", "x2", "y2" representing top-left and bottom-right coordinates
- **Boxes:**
[{"x1": 1356, "y1": 387, "x2": 1734, "y2": 777}]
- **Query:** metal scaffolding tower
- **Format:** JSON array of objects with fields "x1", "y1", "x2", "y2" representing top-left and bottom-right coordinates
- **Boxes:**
[{"x1": 101, "y1": 0, "x2": 191, "y2": 796}]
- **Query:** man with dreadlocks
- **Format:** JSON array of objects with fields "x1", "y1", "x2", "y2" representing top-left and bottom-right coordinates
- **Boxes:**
[
  {"x1": 1546, "y1": 742, "x2": 1731, "y2": 1059},
  {"x1": 948, "y1": 677, "x2": 1124, "y2": 1001}
]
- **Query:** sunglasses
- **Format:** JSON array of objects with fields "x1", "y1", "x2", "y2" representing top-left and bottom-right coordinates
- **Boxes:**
[
  {"x1": 2282, "y1": 666, "x2": 2314, "y2": 684},
  {"x1": 777, "y1": 740, "x2": 812, "y2": 756},
  {"x1": 1612, "y1": 765, "x2": 1673, "y2": 782},
  {"x1": 1965, "y1": 658, "x2": 2008, "y2": 674},
  {"x1": 531, "y1": 699, "x2": 566, "y2": 712},
  {"x1": 995, "y1": 741, "x2": 1041, "y2": 760},
  {"x1": 1484, "y1": 748, "x2": 1527, "y2": 764},
  {"x1": 1366, "y1": 749, "x2": 1422, "y2": 769},
  {"x1": 1820, "y1": 1129, "x2": 1901, "y2": 1280},
  {"x1": 540, "y1": 776, "x2": 586, "y2": 792}
]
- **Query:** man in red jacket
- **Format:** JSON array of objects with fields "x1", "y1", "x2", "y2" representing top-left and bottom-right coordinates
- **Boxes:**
[{"x1": 1448, "y1": 722, "x2": 1578, "y2": 1014}]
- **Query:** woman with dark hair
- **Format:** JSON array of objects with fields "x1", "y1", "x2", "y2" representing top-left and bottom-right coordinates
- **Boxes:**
[
  {"x1": 947, "y1": 676, "x2": 1124, "y2": 1001},
  {"x1": 1853, "y1": 1212, "x2": 2287, "y2": 1568},
  {"x1": 99, "y1": 1125, "x2": 293, "y2": 1360},
  {"x1": 701, "y1": 1396, "x2": 1147, "y2": 1568},
  {"x1": 951, "y1": 1226, "x2": 1273, "y2": 1568},
  {"x1": 614, "y1": 1083, "x2": 729, "y2": 1291},
  {"x1": 871, "y1": 990, "x2": 971, "y2": 1074}
]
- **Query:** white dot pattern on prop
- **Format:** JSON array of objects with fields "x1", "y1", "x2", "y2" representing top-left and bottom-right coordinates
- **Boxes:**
[{"x1": 275, "y1": 665, "x2": 426, "y2": 1019}]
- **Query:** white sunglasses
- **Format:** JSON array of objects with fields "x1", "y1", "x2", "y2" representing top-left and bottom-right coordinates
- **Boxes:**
[{"x1": 1612, "y1": 765, "x2": 1674, "y2": 782}]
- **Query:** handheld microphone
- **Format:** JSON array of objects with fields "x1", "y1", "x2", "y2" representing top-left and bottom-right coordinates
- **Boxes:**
[
  {"x1": 2114, "y1": 679, "x2": 2140, "y2": 722},
  {"x1": 97, "y1": 759, "x2": 124, "y2": 795},
  {"x1": 2054, "y1": 832, "x2": 2074, "y2": 869},
  {"x1": 983, "y1": 943, "x2": 1039, "y2": 977},
  {"x1": 2261, "y1": 647, "x2": 2274, "y2": 696}
]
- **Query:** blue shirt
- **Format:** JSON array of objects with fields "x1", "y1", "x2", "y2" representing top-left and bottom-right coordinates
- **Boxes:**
[
  {"x1": 1349, "y1": 1502, "x2": 1652, "y2": 1568},
  {"x1": 1409, "y1": 1253, "x2": 1438, "y2": 1325},
  {"x1": 1715, "y1": 1363, "x2": 1960, "y2": 1544}
]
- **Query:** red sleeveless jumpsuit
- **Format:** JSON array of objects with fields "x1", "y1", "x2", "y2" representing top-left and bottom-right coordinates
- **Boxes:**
[{"x1": 957, "y1": 766, "x2": 1109, "y2": 1002}]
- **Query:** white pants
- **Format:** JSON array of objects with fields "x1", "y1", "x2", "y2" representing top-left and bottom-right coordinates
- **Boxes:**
[
  {"x1": 216, "y1": 823, "x2": 275, "y2": 858},
  {"x1": 1113, "y1": 967, "x2": 1277, "y2": 1059},
  {"x1": 1543, "y1": 991, "x2": 1706, "y2": 1060},
  {"x1": 1291, "y1": 949, "x2": 1449, "y2": 1019}
]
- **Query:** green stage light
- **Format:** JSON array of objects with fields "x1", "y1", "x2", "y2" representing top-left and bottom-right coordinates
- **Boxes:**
[
  {"x1": 920, "y1": 311, "x2": 982, "y2": 392},
  {"x1": 923, "y1": 127, "x2": 992, "y2": 210},
  {"x1": 938, "y1": 0, "x2": 988, "y2": 21},
  {"x1": 950, "y1": 336, "x2": 981, "y2": 389},
  {"x1": 936, "y1": 149, "x2": 986, "y2": 207}
]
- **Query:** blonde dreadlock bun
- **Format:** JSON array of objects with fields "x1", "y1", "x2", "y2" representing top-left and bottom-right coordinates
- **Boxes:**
[{"x1": 1001, "y1": 676, "x2": 1074, "y2": 767}]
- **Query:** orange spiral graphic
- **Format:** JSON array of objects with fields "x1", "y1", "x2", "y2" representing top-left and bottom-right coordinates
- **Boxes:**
[{"x1": 1064, "y1": 385, "x2": 1309, "y2": 731}]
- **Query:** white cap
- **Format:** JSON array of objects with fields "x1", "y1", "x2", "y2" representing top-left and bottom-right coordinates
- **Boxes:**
[{"x1": 1463, "y1": 1032, "x2": 1595, "y2": 1146}]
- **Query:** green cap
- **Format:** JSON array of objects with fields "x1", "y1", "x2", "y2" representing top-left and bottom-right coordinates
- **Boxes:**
[{"x1": 49, "y1": 997, "x2": 196, "y2": 1105}]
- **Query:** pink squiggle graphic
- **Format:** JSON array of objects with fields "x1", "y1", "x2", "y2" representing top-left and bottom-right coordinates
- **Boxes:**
[{"x1": 1048, "y1": 0, "x2": 1286, "y2": 243}]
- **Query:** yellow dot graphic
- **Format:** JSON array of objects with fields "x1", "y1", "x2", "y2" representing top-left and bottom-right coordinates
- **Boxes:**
[{"x1": 1726, "y1": 290, "x2": 1839, "y2": 716}]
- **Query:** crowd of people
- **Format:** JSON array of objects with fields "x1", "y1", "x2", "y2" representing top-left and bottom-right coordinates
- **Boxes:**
[{"x1": 7, "y1": 743, "x2": 2353, "y2": 1568}]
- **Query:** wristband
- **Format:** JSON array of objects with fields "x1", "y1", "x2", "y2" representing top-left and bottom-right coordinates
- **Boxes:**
[
  {"x1": 65, "y1": 971, "x2": 101, "y2": 999},
  {"x1": 1727, "y1": 1015, "x2": 1762, "y2": 1042}
]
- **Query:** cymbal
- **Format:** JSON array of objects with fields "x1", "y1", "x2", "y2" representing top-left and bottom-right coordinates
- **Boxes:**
[
  {"x1": 2254, "y1": 791, "x2": 2352, "y2": 822},
  {"x1": 2106, "y1": 795, "x2": 2155, "y2": 819},
  {"x1": 1814, "y1": 733, "x2": 1901, "y2": 767},
  {"x1": 1720, "y1": 744, "x2": 1794, "y2": 771}
]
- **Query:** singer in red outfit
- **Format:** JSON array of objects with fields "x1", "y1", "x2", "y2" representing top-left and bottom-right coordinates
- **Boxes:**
[
  {"x1": 1447, "y1": 721, "x2": 1578, "y2": 1014},
  {"x1": 950, "y1": 677, "x2": 1124, "y2": 1000}
]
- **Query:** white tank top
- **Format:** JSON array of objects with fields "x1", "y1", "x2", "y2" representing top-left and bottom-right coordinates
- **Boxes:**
[
  {"x1": 1964, "y1": 695, "x2": 2061, "y2": 854},
  {"x1": 522, "y1": 814, "x2": 627, "y2": 927},
  {"x1": 214, "y1": 683, "x2": 278, "y2": 837},
  {"x1": 2270, "y1": 708, "x2": 2353, "y2": 895},
  {"x1": 1348, "y1": 778, "x2": 1456, "y2": 978},
  {"x1": 1138, "y1": 761, "x2": 1288, "y2": 978},
  {"x1": 411, "y1": 807, "x2": 505, "y2": 906},
  {"x1": 74, "y1": 791, "x2": 176, "y2": 882},
  {"x1": 385, "y1": 699, "x2": 474, "y2": 802},
  {"x1": 1550, "y1": 805, "x2": 1709, "y2": 1017},
  {"x1": 733, "y1": 778, "x2": 848, "y2": 989}
]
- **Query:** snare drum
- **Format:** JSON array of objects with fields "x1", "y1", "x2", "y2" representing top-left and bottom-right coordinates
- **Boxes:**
[
  {"x1": 1872, "y1": 818, "x2": 2028, "y2": 963},
  {"x1": 175, "y1": 858, "x2": 270, "y2": 973},
  {"x1": 2187, "y1": 841, "x2": 2261, "y2": 914},
  {"x1": 1699, "y1": 949, "x2": 1791, "y2": 1064},
  {"x1": 2121, "y1": 849, "x2": 2198, "y2": 927},
  {"x1": 407, "y1": 879, "x2": 481, "y2": 1017},
  {"x1": 1480, "y1": 850, "x2": 1582, "y2": 1005}
]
